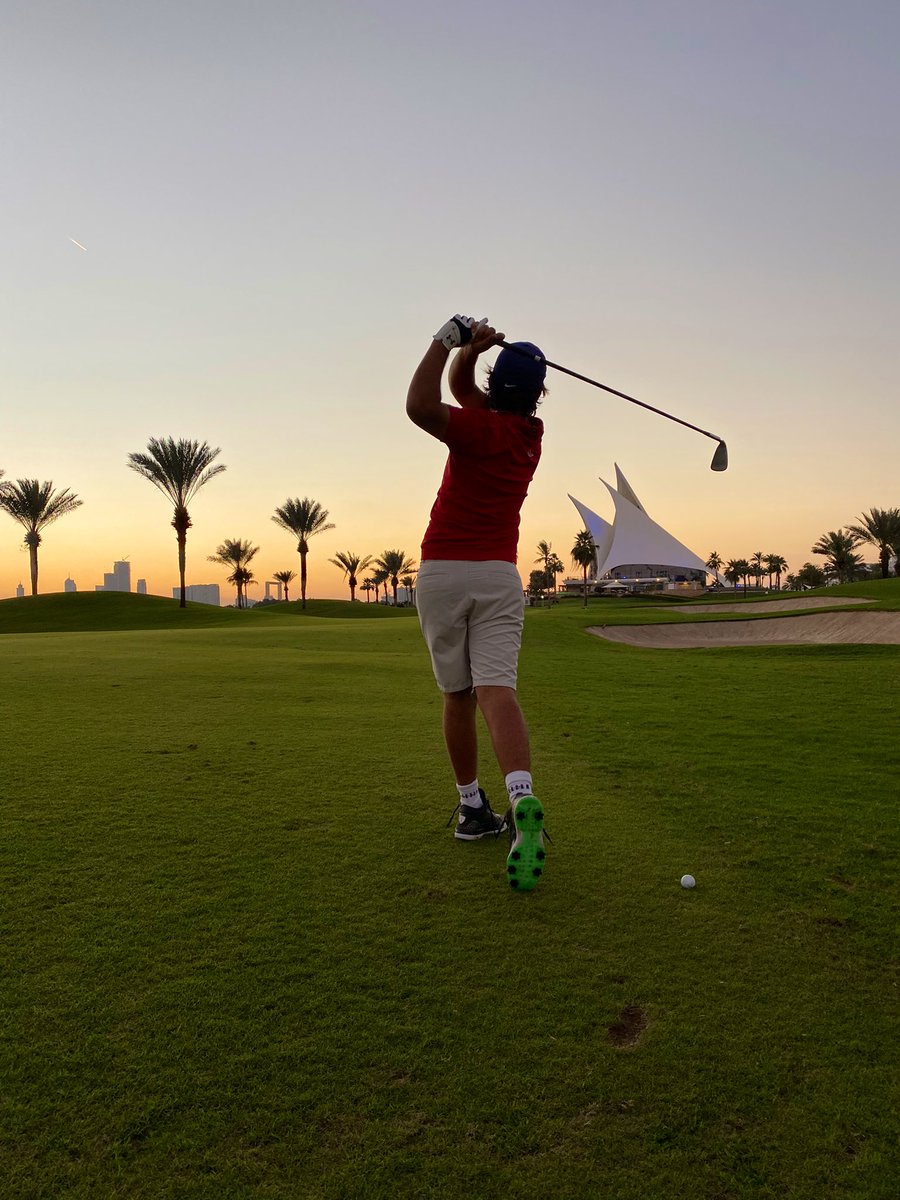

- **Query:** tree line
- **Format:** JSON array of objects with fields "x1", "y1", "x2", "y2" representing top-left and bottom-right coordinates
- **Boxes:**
[
  {"x1": 3, "y1": 443, "x2": 896, "y2": 606},
  {"x1": 705, "y1": 508, "x2": 900, "y2": 593},
  {"x1": 528, "y1": 533, "x2": 598, "y2": 606},
  {"x1": 0, "y1": 439, "x2": 415, "y2": 609}
]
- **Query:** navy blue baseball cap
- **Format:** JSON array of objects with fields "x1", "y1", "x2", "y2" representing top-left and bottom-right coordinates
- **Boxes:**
[{"x1": 488, "y1": 342, "x2": 547, "y2": 399}]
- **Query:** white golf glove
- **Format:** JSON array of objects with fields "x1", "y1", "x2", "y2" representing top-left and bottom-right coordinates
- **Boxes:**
[{"x1": 433, "y1": 315, "x2": 487, "y2": 351}]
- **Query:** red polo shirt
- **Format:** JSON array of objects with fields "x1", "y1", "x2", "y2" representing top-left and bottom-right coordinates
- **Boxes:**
[{"x1": 421, "y1": 407, "x2": 543, "y2": 563}]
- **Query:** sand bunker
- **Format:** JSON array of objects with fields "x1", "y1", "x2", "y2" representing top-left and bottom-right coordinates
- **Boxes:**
[
  {"x1": 590, "y1": 611, "x2": 900, "y2": 649},
  {"x1": 666, "y1": 596, "x2": 877, "y2": 615}
]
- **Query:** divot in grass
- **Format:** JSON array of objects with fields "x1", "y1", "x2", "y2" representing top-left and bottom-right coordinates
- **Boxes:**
[{"x1": 606, "y1": 1005, "x2": 649, "y2": 1048}]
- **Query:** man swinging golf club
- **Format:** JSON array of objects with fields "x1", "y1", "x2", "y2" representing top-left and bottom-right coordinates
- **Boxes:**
[{"x1": 407, "y1": 314, "x2": 548, "y2": 891}]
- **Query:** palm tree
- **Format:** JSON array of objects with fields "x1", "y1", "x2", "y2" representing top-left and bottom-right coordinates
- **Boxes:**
[
  {"x1": 812, "y1": 529, "x2": 864, "y2": 584},
  {"x1": 127, "y1": 438, "x2": 226, "y2": 608},
  {"x1": 724, "y1": 559, "x2": 742, "y2": 589},
  {"x1": 547, "y1": 552, "x2": 565, "y2": 595},
  {"x1": 361, "y1": 578, "x2": 374, "y2": 603},
  {"x1": 0, "y1": 479, "x2": 83, "y2": 595},
  {"x1": 571, "y1": 529, "x2": 597, "y2": 608},
  {"x1": 847, "y1": 508, "x2": 900, "y2": 579},
  {"x1": 726, "y1": 558, "x2": 751, "y2": 594},
  {"x1": 329, "y1": 551, "x2": 372, "y2": 602},
  {"x1": 228, "y1": 567, "x2": 247, "y2": 608},
  {"x1": 273, "y1": 569, "x2": 296, "y2": 602},
  {"x1": 765, "y1": 554, "x2": 788, "y2": 591},
  {"x1": 797, "y1": 562, "x2": 827, "y2": 589},
  {"x1": 208, "y1": 538, "x2": 259, "y2": 608},
  {"x1": 236, "y1": 566, "x2": 257, "y2": 606},
  {"x1": 371, "y1": 568, "x2": 388, "y2": 603},
  {"x1": 750, "y1": 551, "x2": 765, "y2": 590},
  {"x1": 271, "y1": 498, "x2": 335, "y2": 610},
  {"x1": 706, "y1": 551, "x2": 723, "y2": 585},
  {"x1": 400, "y1": 573, "x2": 416, "y2": 606},
  {"x1": 535, "y1": 540, "x2": 553, "y2": 576},
  {"x1": 374, "y1": 550, "x2": 417, "y2": 605}
]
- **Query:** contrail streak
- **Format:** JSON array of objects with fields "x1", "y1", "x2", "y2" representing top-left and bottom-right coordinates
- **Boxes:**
[{"x1": 69, "y1": 237, "x2": 88, "y2": 251}]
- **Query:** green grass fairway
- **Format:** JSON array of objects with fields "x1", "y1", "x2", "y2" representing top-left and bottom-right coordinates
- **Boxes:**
[{"x1": 3, "y1": 596, "x2": 898, "y2": 1198}]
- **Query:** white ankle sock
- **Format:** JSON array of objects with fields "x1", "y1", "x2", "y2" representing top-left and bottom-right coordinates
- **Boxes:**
[
  {"x1": 506, "y1": 771, "x2": 533, "y2": 804},
  {"x1": 456, "y1": 780, "x2": 482, "y2": 808}
]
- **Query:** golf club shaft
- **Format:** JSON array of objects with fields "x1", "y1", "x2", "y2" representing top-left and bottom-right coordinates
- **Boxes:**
[{"x1": 498, "y1": 340, "x2": 724, "y2": 446}]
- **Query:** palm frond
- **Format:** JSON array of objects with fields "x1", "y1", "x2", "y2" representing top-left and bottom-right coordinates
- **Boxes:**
[
  {"x1": 571, "y1": 529, "x2": 596, "y2": 569},
  {"x1": 329, "y1": 550, "x2": 372, "y2": 577},
  {"x1": 272, "y1": 497, "x2": 335, "y2": 540},
  {"x1": 0, "y1": 479, "x2": 83, "y2": 534},
  {"x1": 127, "y1": 438, "x2": 226, "y2": 507},
  {"x1": 207, "y1": 537, "x2": 260, "y2": 570},
  {"x1": 373, "y1": 549, "x2": 417, "y2": 577}
]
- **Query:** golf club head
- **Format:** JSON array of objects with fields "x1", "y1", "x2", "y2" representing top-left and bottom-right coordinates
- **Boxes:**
[{"x1": 710, "y1": 441, "x2": 729, "y2": 472}]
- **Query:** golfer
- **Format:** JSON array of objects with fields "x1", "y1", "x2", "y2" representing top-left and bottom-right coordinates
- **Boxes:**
[{"x1": 406, "y1": 315, "x2": 548, "y2": 890}]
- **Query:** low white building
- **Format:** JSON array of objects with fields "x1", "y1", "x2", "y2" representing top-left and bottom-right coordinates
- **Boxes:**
[{"x1": 172, "y1": 584, "x2": 221, "y2": 606}]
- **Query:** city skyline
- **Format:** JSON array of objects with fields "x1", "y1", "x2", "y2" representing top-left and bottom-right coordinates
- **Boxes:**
[{"x1": 3, "y1": 1, "x2": 897, "y2": 603}]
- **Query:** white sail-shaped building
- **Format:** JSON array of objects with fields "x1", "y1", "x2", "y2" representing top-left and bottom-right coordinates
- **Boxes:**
[{"x1": 569, "y1": 466, "x2": 708, "y2": 593}]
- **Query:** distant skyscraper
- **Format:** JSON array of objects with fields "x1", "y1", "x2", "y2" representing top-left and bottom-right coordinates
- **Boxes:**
[
  {"x1": 64, "y1": 577, "x2": 76, "y2": 593},
  {"x1": 96, "y1": 559, "x2": 132, "y2": 592},
  {"x1": 136, "y1": 579, "x2": 147, "y2": 595},
  {"x1": 172, "y1": 584, "x2": 221, "y2": 606},
  {"x1": 15, "y1": 582, "x2": 25, "y2": 598}
]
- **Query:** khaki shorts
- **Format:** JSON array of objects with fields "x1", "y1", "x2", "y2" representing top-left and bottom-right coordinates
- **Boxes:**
[{"x1": 416, "y1": 560, "x2": 525, "y2": 692}]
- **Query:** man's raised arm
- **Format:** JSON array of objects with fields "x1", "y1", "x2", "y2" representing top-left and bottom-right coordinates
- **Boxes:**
[{"x1": 406, "y1": 315, "x2": 503, "y2": 438}]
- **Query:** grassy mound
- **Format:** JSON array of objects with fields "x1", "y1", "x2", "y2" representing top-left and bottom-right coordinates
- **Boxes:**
[
  {"x1": 0, "y1": 591, "x2": 253, "y2": 634},
  {"x1": 0, "y1": 592, "x2": 416, "y2": 635},
  {"x1": 814, "y1": 576, "x2": 900, "y2": 605},
  {"x1": 256, "y1": 598, "x2": 415, "y2": 619},
  {"x1": 667, "y1": 577, "x2": 900, "y2": 611}
]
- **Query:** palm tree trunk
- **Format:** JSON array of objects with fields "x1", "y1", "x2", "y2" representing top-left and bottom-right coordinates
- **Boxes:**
[
  {"x1": 178, "y1": 534, "x2": 187, "y2": 607},
  {"x1": 582, "y1": 565, "x2": 588, "y2": 607},
  {"x1": 29, "y1": 544, "x2": 39, "y2": 596},
  {"x1": 300, "y1": 550, "x2": 308, "y2": 610},
  {"x1": 392, "y1": 577, "x2": 398, "y2": 605}
]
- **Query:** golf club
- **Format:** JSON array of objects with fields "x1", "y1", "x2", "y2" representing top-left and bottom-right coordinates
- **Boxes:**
[{"x1": 498, "y1": 340, "x2": 729, "y2": 472}]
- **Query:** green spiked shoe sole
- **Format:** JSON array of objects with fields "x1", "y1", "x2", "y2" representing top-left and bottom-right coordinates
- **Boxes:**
[{"x1": 506, "y1": 795, "x2": 546, "y2": 892}]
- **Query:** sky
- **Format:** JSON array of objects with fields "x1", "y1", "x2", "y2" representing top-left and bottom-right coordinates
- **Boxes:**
[{"x1": 2, "y1": 0, "x2": 898, "y2": 602}]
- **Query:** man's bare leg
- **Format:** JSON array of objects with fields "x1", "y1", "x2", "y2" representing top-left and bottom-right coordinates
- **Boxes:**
[
  {"x1": 442, "y1": 688, "x2": 478, "y2": 784},
  {"x1": 443, "y1": 688, "x2": 506, "y2": 838},
  {"x1": 475, "y1": 685, "x2": 531, "y2": 776}
]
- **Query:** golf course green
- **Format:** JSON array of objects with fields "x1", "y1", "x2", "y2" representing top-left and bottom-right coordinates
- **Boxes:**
[{"x1": 3, "y1": 586, "x2": 898, "y2": 1198}]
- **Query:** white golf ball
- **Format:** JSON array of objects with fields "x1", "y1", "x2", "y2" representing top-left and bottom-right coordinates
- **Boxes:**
[{"x1": 680, "y1": 874, "x2": 696, "y2": 889}]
